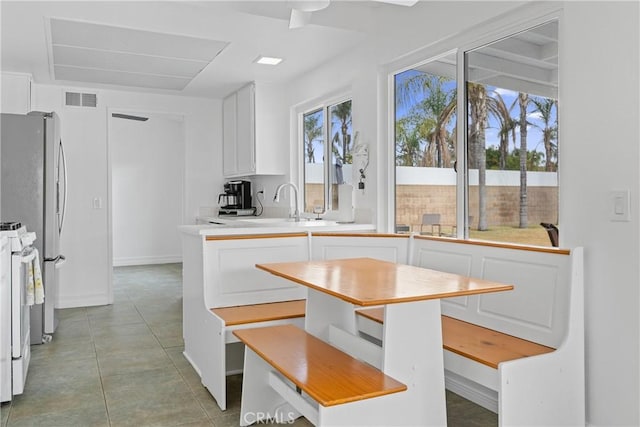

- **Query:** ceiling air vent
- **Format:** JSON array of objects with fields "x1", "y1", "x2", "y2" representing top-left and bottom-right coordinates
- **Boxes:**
[{"x1": 65, "y1": 91, "x2": 97, "y2": 108}]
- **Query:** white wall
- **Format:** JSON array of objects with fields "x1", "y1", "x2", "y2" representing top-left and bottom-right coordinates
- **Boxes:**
[
  {"x1": 111, "y1": 113, "x2": 184, "y2": 266},
  {"x1": 279, "y1": 46, "x2": 379, "y2": 222},
  {"x1": 32, "y1": 84, "x2": 220, "y2": 308},
  {"x1": 277, "y1": 2, "x2": 639, "y2": 425},
  {"x1": 396, "y1": 167, "x2": 557, "y2": 187},
  {"x1": 561, "y1": 2, "x2": 639, "y2": 425}
]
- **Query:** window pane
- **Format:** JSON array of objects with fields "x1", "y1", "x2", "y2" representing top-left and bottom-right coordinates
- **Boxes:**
[
  {"x1": 303, "y1": 109, "x2": 324, "y2": 213},
  {"x1": 465, "y1": 20, "x2": 558, "y2": 246},
  {"x1": 394, "y1": 54, "x2": 457, "y2": 235},
  {"x1": 328, "y1": 100, "x2": 352, "y2": 211}
]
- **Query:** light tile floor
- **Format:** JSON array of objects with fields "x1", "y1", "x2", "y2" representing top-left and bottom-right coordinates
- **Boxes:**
[{"x1": 0, "y1": 263, "x2": 497, "y2": 426}]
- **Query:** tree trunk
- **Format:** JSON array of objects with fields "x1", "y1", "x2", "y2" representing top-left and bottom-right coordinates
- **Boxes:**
[
  {"x1": 468, "y1": 84, "x2": 488, "y2": 231},
  {"x1": 544, "y1": 131, "x2": 554, "y2": 171},
  {"x1": 499, "y1": 134, "x2": 508, "y2": 170},
  {"x1": 519, "y1": 92, "x2": 528, "y2": 229},
  {"x1": 342, "y1": 122, "x2": 348, "y2": 163}
]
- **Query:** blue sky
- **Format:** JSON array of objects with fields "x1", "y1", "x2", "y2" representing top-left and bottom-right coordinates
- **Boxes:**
[
  {"x1": 305, "y1": 105, "x2": 353, "y2": 165},
  {"x1": 394, "y1": 69, "x2": 556, "y2": 160}
]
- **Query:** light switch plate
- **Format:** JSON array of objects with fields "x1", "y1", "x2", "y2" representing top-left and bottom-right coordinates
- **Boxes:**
[
  {"x1": 92, "y1": 197, "x2": 103, "y2": 210},
  {"x1": 610, "y1": 190, "x2": 630, "y2": 222}
]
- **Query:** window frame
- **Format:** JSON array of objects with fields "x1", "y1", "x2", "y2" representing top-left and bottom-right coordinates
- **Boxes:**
[
  {"x1": 385, "y1": 8, "x2": 561, "y2": 245},
  {"x1": 299, "y1": 94, "x2": 353, "y2": 214}
]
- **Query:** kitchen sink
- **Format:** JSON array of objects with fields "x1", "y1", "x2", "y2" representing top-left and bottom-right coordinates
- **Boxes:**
[{"x1": 239, "y1": 218, "x2": 339, "y2": 227}]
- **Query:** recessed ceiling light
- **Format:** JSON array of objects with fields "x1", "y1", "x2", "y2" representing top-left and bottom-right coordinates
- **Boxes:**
[{"x1": 255, "y1": 56, "x2": 283, "y2": 66}]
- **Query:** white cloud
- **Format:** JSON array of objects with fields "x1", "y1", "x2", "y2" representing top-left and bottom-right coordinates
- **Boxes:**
[
  {"x1": 493, "y1": 87, "x2": 518, "y2": 98},
  {"x1": 528, "y1": 111, "x2": 543, "y2": 120}
]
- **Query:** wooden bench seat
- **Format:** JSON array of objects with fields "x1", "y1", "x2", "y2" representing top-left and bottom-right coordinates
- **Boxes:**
[
  {"x1": 234, "y1": 324, "x2": 406, "y2": 407},
  {"x1": 441, "y1": 315, "x2": 555, "y2": 369},
  {"x1": 355, "y1": 308, "x2": 555, "y2": 369},
  {"x1": 211, "y1": 300, "x2": 305, "y2": 326},
  {"x1": 234, "y1": 324, "x2": 407, "y2": 426}
]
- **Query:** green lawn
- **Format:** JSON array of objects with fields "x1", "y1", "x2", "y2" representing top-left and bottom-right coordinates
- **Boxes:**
[{"x1": 469, "y1": 225, "x2": 552, "y2": 247}]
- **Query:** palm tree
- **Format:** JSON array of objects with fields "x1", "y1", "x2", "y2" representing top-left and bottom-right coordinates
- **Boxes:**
[
  {"x1": 489, "y1": 91, "x2": 517, "y2": 170},
  {"x1": 396, "y1": 73, "x2": 457, "y2": 168},
  {"x1": 468, "y1": 83, "x2": 489, "y2": 231},
  {"x1": 431, "y1": 100, "x2": 457, "y2": 168},
  {"x1": 518, "y1": 92, "x2": 529, "y2": 228},
  {"x1": 303, "y1": 112, "x2": 323, "y2": 164},
  {"x1": 530, "y1": 97, "x2": 558, "y2": 172},
  {"x1": 395, "y1": 117, "x2": 422, "y2": 166},
  {"x1": 331, "y1": 101, "x2": 352, "y2": 165}
]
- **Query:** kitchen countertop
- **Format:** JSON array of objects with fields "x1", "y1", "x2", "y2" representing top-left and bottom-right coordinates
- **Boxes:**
[{"x1": 181, "y1": 216, "x2": 375, "y2": 236}]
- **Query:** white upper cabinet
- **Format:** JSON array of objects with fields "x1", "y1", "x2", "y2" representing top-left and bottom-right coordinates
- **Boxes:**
[
  {"x1": 235, "y1": 83, "x2": 254, "y2": 175},
  {"x1": 1, "y1": 73, "x2": 32, "y2": 114},
  {"x1": 222, "y1": 82, "x2": 286, "y2": 177},
  {"x1": 222, "y1": 92, "x2": 238, "y2": 177}
]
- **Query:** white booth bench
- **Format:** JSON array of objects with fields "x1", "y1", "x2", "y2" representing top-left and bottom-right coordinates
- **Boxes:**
[
  {"x1": 182, "y1": 231, "x2": 584, "y2": 426},
  {"x1": 346, "y1": 235, "x2": 585, "y2": 426},
  {"x1": 182, "y1": 232, "x2": 309, "y2": 410}
]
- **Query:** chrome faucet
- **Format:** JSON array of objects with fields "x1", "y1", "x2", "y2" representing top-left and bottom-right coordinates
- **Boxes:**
[{"x1": 273, "y1": 182, "x2": 300, "y2": 222}]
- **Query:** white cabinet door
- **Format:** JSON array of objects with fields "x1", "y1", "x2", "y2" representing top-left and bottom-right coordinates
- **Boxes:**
[
  {"x1": 235, "y1": 83, "x2": 255, "y2": 176},
  {"x1": 222, "y1": 81, "x2": 285, "y2": 177},
  {"x1": 1, "y1": 73, "x2": 32, "y2": 114},
  {"x1": 222, "y1": 93, "x2": 237, "y2": 176}
]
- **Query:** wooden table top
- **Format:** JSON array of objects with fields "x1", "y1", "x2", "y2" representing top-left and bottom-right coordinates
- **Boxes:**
[{"x1": 256, "y1": 257, "x2": 513, "y2": 306}]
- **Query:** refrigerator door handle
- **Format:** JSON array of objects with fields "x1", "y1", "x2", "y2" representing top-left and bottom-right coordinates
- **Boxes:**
[
  {"x1": 55, "y1": 255, "x2": 66, "y2": 269},
  {"x1": 43, "y1": 255, "x2": 66, "y2": 266},
  {"x1": 58, "y1": 139, "x2": 68, "y2": 235}
]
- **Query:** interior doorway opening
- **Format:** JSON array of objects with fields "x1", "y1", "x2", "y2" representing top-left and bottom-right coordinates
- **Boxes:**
[{"x1": 108, "y1": 110, "x2": 185, "y2": 277}]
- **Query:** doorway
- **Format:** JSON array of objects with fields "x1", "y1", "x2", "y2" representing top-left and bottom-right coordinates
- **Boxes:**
[{"x1": 108, "y1": 111, "x2": 185, "y2": 268}]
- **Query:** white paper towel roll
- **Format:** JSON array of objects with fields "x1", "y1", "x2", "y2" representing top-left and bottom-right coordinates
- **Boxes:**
[{"x1": 338, "y1": 184, "x2": 354, "y2": 222}]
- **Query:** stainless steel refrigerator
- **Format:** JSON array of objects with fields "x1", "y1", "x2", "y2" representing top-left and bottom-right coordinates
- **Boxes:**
[{"x1": 1, "y1": 112, "x2": 67, "y2": 344}]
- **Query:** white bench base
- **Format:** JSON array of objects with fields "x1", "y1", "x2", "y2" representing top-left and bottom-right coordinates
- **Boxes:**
[{"x1": 204, "y1": 315, "x2": 305, "y2": 410}]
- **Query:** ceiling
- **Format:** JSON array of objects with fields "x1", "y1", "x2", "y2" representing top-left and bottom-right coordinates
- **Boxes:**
[
  {"x1": 0, "y1": 0, "x2": 418, "y2": 98},
  {"x1": 49, "y1": 17, "x2": 229, "y2": 91},
  {"x1": 416, "y1": 20, "x2": 558, "y2": 99},
  {"x1": 467, "y1": 20, "x2": 558, "y2": 98},
  {"x1": 1, "y1": 1, "x2": 545, "y2": 99}
]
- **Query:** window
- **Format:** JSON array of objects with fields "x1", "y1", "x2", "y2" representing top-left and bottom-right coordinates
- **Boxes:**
[
  {"x1": 394, "y1": 53, "x2": 458, "y2": 235},
  {"x1": 393, "y1": 20, "x2": 559, "y2": 247},
  {"x1": 303, "y1": 99, "x2": 352, "y2": 213}
]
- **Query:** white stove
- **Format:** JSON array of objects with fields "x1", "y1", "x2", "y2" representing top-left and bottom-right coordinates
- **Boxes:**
[{"x1": 1, "y1": 223, "x2": 36, "y2": 402}]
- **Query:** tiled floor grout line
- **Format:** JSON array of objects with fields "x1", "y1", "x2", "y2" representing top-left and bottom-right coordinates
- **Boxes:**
[
  {"x1": 2, "y1": 400, "x2": 13, "y2": 426},
  {"x1": 128, "y1": 280, "x2": 219, "y2": 426},
  {"x1": 158, "y1": 268, "x2": 220, "y2": 425},
  {"x1": 163, "y1": 344, "x2": 218, "y2": 426},
  {"x1": 125, "y1": 278, "x2": 218, "y2": 426},
  {"x1": 88, "y1": 306, "x2": 113, "y2": 427}
]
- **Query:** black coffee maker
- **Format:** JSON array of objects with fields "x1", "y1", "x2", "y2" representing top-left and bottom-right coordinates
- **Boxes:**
[{"x1": 218, "y1": 180, "x2": 254, "y2": 216}]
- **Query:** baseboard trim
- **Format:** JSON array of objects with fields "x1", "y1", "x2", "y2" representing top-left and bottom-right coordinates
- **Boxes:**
[
  {"x1": 113, "y1": 255, "x2": 182, "y2": 267},
  {"x1": 56, "y1": 293, "x2": 111, "y2": 309},
  {"x1": 183, "y1": 351, "x2": 202, "y2": 377},
  {"x1": 445, "y1": 370, "x2": 498, "y2": 414}
]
